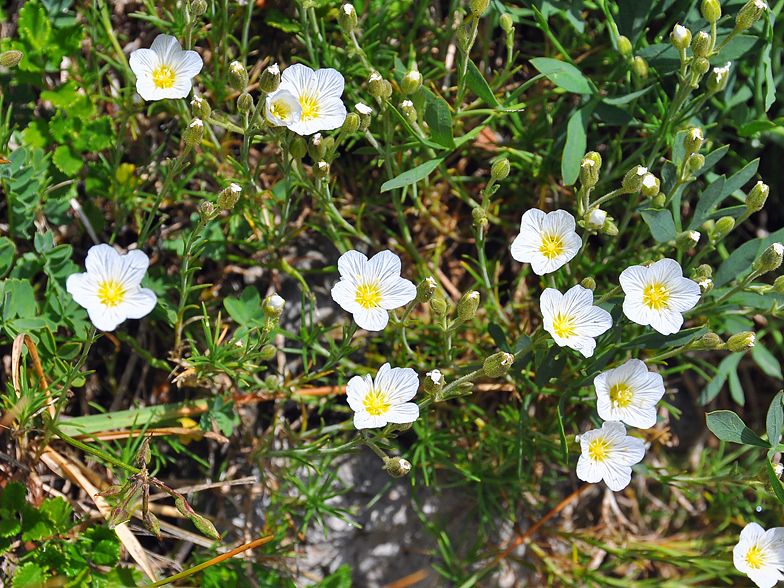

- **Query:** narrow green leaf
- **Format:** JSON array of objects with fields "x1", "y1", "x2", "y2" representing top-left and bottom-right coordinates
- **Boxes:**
[
  {"x1": 488, "y1": 323, "x2": 511, "y2": 353},
  {"x1": 425, "y1": 96, "x2": 455, "y2": 149},
  {"x1": 689, "y1": 176, "x2": 726, "y2": 230},
  {"x1": 715, "y1": 226, "x2": 784, "y2": 287},
  {"x1": 722, "y1": 158, "x2": 760, "y2": 199},
  {"x1": 557, "y1": 395, "x2": 568, "y2": 464},
  {"x1": 562, "y1": 105, "x2": 593, "y2": 185},
  {"x1": 753, "y1": 343, "x2": 784, "y2": 379},
  {"x1": 766, "y1": 458, "x2": 784, "y2": 507},
  {"x1": 699, "y1": 353, "x2": 742, "y2": 405},
  {"x1": 466, "y1": 60, "x2": 499, "y2": 107},
  {"x1": 641, "y1": 209, "x2": 678, "y2": 242},
  {"x1": 530, "y1": 57, "x2": 594, "y2": 95},
  {"x1": 695, "y1": 145, "x2": 730, "y2": 178},
  {"x1": 767, "y1": 391, "x2": 784, "y2": 446},
  {"x1": 764, "y1": 46, "x2": 776, "y2": 111},
  {"x1": 705, "y1": 410, "x2": 770, "y2": 448},
  {"x1": 728, "y1": 364, "x2": 745, "y2": 406},
  {"x1": 380, "y1": 157, "x2": 445, "y2": 192},
  {"x1": 623, "y1": 326, "x2": 706, "y2": 350}
]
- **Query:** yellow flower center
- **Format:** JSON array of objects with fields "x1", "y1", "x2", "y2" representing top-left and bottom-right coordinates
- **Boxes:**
[
  {"x1": 97, "y1": 280, "x2": 126, "y2": 308},
  {"x1": 363, "y1": 388, "x2": 391, "y2": 416},
  {"x1": 152, "y1": 66, "x2": 176, "y2": 89},
  {"x1": 269, "y1": 100, "x2": 294, "y2": 122},
  {"x1": 745, "y1": 545, "x2": 766, "y2": 570},
  {"x1": 539, "y1": 234, "x2": 564, "y2": 259},
  {"x1": 609, "y1": 384, "x2": 634, "y2": 408},
  {"x1": 588, "y1": 437, "x2": 610, "y2": 462},
  {"x1": 299, "y1": 94, "x2": 320, "y2": 121},
  {"x1": 643, "y1": 282, "x2": 670, "y2": 310},
  {"x1": 552, "y1": 312, "x2": 576, "y2": 339},
  {"x1": 355, "y1": 283, "x2": 382, "y2": 309}
]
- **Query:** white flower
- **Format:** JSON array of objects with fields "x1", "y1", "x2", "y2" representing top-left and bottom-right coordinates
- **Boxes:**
[
  {"x1": 587, "y1": 208, "x2": 606, "y2": 229},
  {"x1": 330, "y1": 250, "x2": 417, "y2": 331},
  {"x1": 672, "y1": 24, "x2": 689, "y2": 44},
  {"x1": 540, "y1": 285, "x2": 613, "y2": 358},
  {"x1": 426, "y1": 369, "x2": 443, "y2": 385},
  {"x1": 265, "y1": 90, "x2": 303, "y2": 127},
  {"x1": 734, "y1": 522, "x2": 784, "y2": 588},
  {"x1": 594, "y1": 359, "x2": 666, "y2": 429},
  {"x1": 576, "y1": 421, "x2": 645, "y2": 491},
  {"x1": 129, "y1": 34, "x2": 203, "y2": 101},
  {"x1": 346, "y1": 363, "x2": 420, "y2": 429},
  {"x1": 267, "y1": 63, "x2": 347, "y2": 135},
  {"x1": 510, "y1": 209, "x2": 583, "y2": 275},
  {"x1": 619, "y1": 258, "x2": 701, "y2": 336},
  {"x1": 66, "y1": 244, "x2": 157, "y2": 332},
  {"x1": 642, "y1": 173, "x2": 658, "y2": 191}
]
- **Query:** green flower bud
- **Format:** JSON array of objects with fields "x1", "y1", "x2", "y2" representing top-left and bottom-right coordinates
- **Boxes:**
[
  {"x1": 491, "y1": 158, "x2": 510, "y2": 182},
  {"x1": 670, "y1": 24, "x2": 692, "y2": 50},
  {"x1": 190, "y1": 0, "x2": 207, "y2": 16},
  {"x1": 217, "y1": 183, "x2": 242, "y2": 210},
  {"x1": 0, "y1": 50, "x2": 23, "y2": 68},
  {"x1": 617, "y1": 35, "x2": 633, "y2": 58},
  {"x1": 430, "y1": 297, "x2": 448, "y2": 316},
  {"x1": 684, "y1": 128, "x2": 704, "y2": 155},
  {"x1": 137, "y1": 438, "x2": 152, "y2": 466},
  {"x1": 400, "y1": 99, "x2": 417, "y2": 123},
  {"x1": 237, "y1": 92, "x2": 253, "y2": 114},
  {"x1": 691, "y1": 264, "x2": 713, "y2": 281},
  {"x1": 632, "y1": 56, "x2": 648, "y2": 80},
  {"x1": 707, "y1": 62, "x2": 731, "y2": 93},
  {"x1": 263, "y1": 294, "x2": 285, "y2": 319},
  {"x1": 580, "y1": 157, "x2": 600, "y2": 188},
  {"x1": 183, "y1": 118, "x2": 204, "y2": 147},
  {"x1": 191, "y1": 95, "x2": 211, "y2": 119},
  {"x1": 641, "y1": 173, "x2": 660, "y2": 199},
  {"x1": 585, "y1": 208, "x2": 606, "y2": 230},
  {"x1": 355, "y1": 103, "x2": 372, "y2": 131},
  {"x1": 380, "y1": 80, "x2": 393, "y2": 101},
  {"x1": 472, "y1": 206, "x2": 488, "y2": 228},
  {"x1": 401, "y1": 69, "x2": 423, "y2": 95},
  {"x1": 383, "y1": 456, "x2": 412, "y2": 478},
  {"x1": 603, "y1": 220, "x2": 619, "y2": 236},
  {"x1": 676, "y1": 230, "x2": 701, "y2": 251},
  {"x1": 753, "y1": 243, "x2": 784, "y2": 274},
  {"x1": 200, "y1": 201, "x2": 217, "y2": 221},
  {"x1": 686, "y1": 153, "x2": 705, "y2": 175},
  {"x1": 483, "y1": 352, "x2": 514, "y2": 378},
  {"x1": 651, "y1": 193, "x2": 666, "y2": 208},
  {"x1": 471, "y1": 0, "x2": 490, "y2": 16},
  {"x1": 727, "y1": 331, "x2": 756, "y2": 353},
  {"x1": 746, "y1": 181, "x2": 769, "y2": 212},
  {"x1": 499, "y1": 13, "x2": 514, "y2": 33},
  {"x1": 368, "y1": 71, "x2": 385, "y2": 97},
  {"x1": 773, "y1": 275, "x2": 784, "y2": 294},
  {"x1": 342, "y1": 112, "x2": 360, "y2": 134},
  {"x1": 457, "y1": 23, "x2": 474, "y2": 54},
  {"x1": 693, "y1": 57, "x2": 711, "y2": 76},
  {"x1": 260, "y1": 63, "x2": 281, "y2": 93},
  {"x1": 416, "y1": 277, "x2": 438, "y2": 303},
  {"x1": 699, "y1": 332, "x2": 724, "y2": 349},
  {"x1": 424, "y1": 369, "x2": 444, "y2": 395},
  {"x1": 290, "y1": 136, "x2": 307, "y2": 159},
  {"x1": 457, "y1": 291, "x2": 480, "y2": 321},
  {"x1": 308, "y1": 133, "x2": 327, "y2": 160},
  {"x1": 702, "y1": 0, "x2": 721, "y2": 23},
  {"x1": 313, "y1": 160, "x2": 330, "y2": 180},
  {"x1": 581, "y1": 277, "x2": 596, "y2": 291},
  {"x1": 698, "y1": 277, "x2": 713, "y2": 294},
  {"x1": 692, "y1": 31, "x2": 711, "y2": 57},
  {"x1": 259, "y1": 344, "x2": 276, "y2": 361},
  {"x1": 338, "y1": 3, "x2": 358, "y2": 33},
  {"x1": 736, "y1": 0, "x2": 767, "y2": 31},
  {"x1": 229, "y1": 61, "x2": 249, "y2": 91},
  {"x1": 143, "y1": 511, "x2": 162, "y2": 540},
  {"x1": 622, "y1": 165, "x2": 649, "y2": 193},
  {"x1": 713, "y1": 216, "x2": 735, "y2": 239}
]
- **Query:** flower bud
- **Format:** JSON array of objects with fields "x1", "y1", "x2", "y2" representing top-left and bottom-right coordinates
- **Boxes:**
[
  {"x1": 707, "y1": 62, "x2": 731, "y2": 93},
  {"x1": 290, "y1": 136, "x2": 307, "y2": 159},
  {"x1": 190, "y1": 0, "x2": 207, "y2": 16},
  {"x1": 727, "y1": 332, "x2": 756, "y2": 353},
  {"x1": 424, "y1": 369, "x2": 444, "y2": 395},
  {"x1": 217, "y1": 183, "x2": 242, "y2": 210},
  {"x1": 491, "y1": 158, "x2": 510, "y2": 182},
  {"x1": 753, "y1": 243, "x2": 784, "y2": 274},
  {"x1": 702, "y1": 0, "x2": 721, "y2": 23},
  {"x1": 183, "y1": 118, "x2": 204, "y2": 147},
  {"x1": 0, "y1": 50, "x2": 23, "y2": 68},
  {"x1": 229, "y1": 61, "x2": 249, "y2": 91},
  {"x1": 380, "y1": 80, "x2": 393, "y2": 101},
  {"x1": 693, "y1": 57, "x2": 711, "y2": 75},
  {"x1": 368, "y1": 71, "x2": 385, "y2": 97},
  {"x1": 500, "y1": 13, "x2": 514, "y2": 33},
  {"x1": 622, "y1": 165, "x2": 648, "y2": 193},
  {"x1": 692, "y1": 31, "x2": 711, "y2": 57},
  {"x1": 641, "y1": 173, "x2": 660, "y2": 199},
  {"x1": 457, "y1": 23, "x2": 473, "y2": 54},
  {"x1": 698, "y1": 278, "x2": 713, "y2": 294},
  {"x1": 471, "y1": 0, "x2": 490, "y2": 16},
  {"x1": 308, "y1": 133, "x2": 327, "y2": 160},
  {"x1": 699, "y1": 332, "x2": 724, "y2": 349},
  {"x1": 651, "y1": 193, "x2": 666, "y2": 208},
  {"x1": 581, "y1": 277, "x2": 596, "y2": 291},
  {"x1": 260, "y1": 63, "x2": 281, "y2": 93},
  {"x1": 401, "y1": 69, "x2": 423, "y2": 95},
  {"x1": 603, "y1": 220, "x2": 619, "y2": 236},
  {"x1": 676, "y1": 230, "x2": 701, "y2": 251},
  {"x1": 457, "y1": 291, "x2": 480, "y2": 321},
  {"x1": 342, "y1": 112, "x2": 360, "y2": 134},
  {"x1": 670, "y1": 24, "x2": 692, "y2": 50},
  {"x1": 416, "y1": 277, "x2": 438, "y2": 303},
  {"x1": 430, "y1": 297, "x2": 448, "y2": 316},
  {"x1": 191, "y1": 95, "x2": 211, "y2": 119},
  {"x1": 736, "y1": 0, "x2": 767, "y2": 31},
  {"x1": 746, "y1": 181, "x2": 769, "y2": 213},
  {"x1": 686, "y1": 153, "x2": 705, "y2": 175},
  {"x1": 338, "y1": 3, "x2": 358, "y2": 33},
  {"x1": 472, "y1": 207, "x2": 488, "y2": 228},
  {"x1": 585, "y1": 208, "x2": 606, "y2": 230},
  {"x1": 355, "y1": 103, "x2": 372, "y2": 131},
  {"x1": 580, "y1": 157, "x2": 600, "y2": 188},
  {"x1": 713, "y1": 216, "x2": 735, "y2": 239},
  {"x1": 200, "y1": 201, "x2": 217, "y2": 221},
  {"x1": 684, "y1": 128, "x2": 704, "y2": 155},
  {"x1": 263, "y1": 294, "x2": 285, "y2": 319},
  {"x1": 313, "y1": 160, "x2": 330, "y2": 180},
  {"x1": 400, "y1": 99, "x2": 417, "y2": 123},
  {"x1": 383, "y1": 456, "x2": 412, "y2": 478},
  {"x1": 775, "y1": 463, "x2": 784, "y2": 478},
  {"x1": 692, "y1": 264, "x2": 713, "y2": 281},
  {"x1": 143, "y1": 511, "x2": 162, "y2": 540},
  {"x1": 632, "y1": 56, "x2": 648, "y2": 80},
  {"x1": 259, "y1": 344, "x2": 276, "y2": 361},
  {"x1": 237, "y1": 92, "x2": 253, "y2": 114},
  {"x1": 773, "y1": 275, "x2": 784, "y2": 294},
  {"x1": 483, "y1": 352, "x2": 514, "y2": 378},
  {"x1": 617, "y1": 35, "x2": 632, "y2": 58}
]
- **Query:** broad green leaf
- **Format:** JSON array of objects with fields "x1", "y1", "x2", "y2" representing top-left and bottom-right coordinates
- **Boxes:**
[
  {"x1": 466, "y1": 60, "x2": 499, "y2": 107},
  {"x1": 753, "y1": 343, "x2": 783, "y2": 379},
  {"x1": 723, "y1": 158, "x2": 760, "y2": 199},
  {"x1": 695, "y1": 145, "x2": 729, "y2": 178},
  {"x1": 530, "y1": 57, "x2": 593, "y2": 95},
  {"x1": 265, "y1": 8, "x2": 299, "y2": 32},
  {"x1": 699, "y1": 352, "x2": 742, "y2": 405},
  {"x1": 425, "y1": 96, "x2": 455, "y2": 149},
  {"x1": 603, "y1": 87, "x2": 653, "y2": 105},
  {"x1": 0, "y1": 481, "x2": 27, "y2": 512},
  {"x1": 52, "y1": 145, "x2": 83, "y2": 177},
  {"x1": 767, "y1": 458, "x2": 784, "y2": 507},
  {"x1": 641, "y1": 209, "x2": 677, "y2": 242},
  {"x1": 705, "y1": 410, "x2": 769, "y2": 448},
  {"x1": 738, "y1": 120, "x2": 777, "y2": 137},
  {"x1": 488, "y1": 322, "x2": 511, "y2": 353},
  {"x1": 562, "y1": 105, "x2": 592, "y2": 186},
  {"x1": 535, "y1": 346, "x2": 567, "y2": 386},
  {"x1": 0, "y1": 519, "x2": 21, "y2": 539},
  {"x1": 0, "y1": 238, "x2": 15, "y2": 279},
  {"x1": 380, "y1": 157, "x2": 444, "y2": 192},
  {"x1": 622, "y1": 325, "x2": 706, "y2": 350},
  {"x1": 594, "y1": 102, "x2": 635, "y2": 126},
  {"x1": 767, "y1": 391, "x2": 784, "y2": 446},
  {"x1": 10, "y1": 561, "x2": 46, "y2": 588},
  {"x1": 715, "y1": 226, "x2": 784, "y2": 287},
  {"x1": 689, "y1": 176, "x2": 726, "y2": 230},
  {"x1": 40, "y1": 80, "x2": 81, "y2": 108},
  {"x1": 18, "y1": 1, "x2": 51, "y2": 52}
]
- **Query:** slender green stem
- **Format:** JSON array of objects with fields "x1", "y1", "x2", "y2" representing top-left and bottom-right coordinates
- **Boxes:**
[
  {"x1": 137, "y1": 147, "x2": 192, "y2": 248},
  {"x1": 45, "y1": 418, "x2": 141, "y2": 475}
]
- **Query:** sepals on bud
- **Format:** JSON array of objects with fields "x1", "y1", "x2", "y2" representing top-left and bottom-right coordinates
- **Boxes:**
[
  {"x1": 707, "y1": 62, "x2": 731, "y2": 93},
  {"x1": 684, "y1": 128, "x2": 704, "y2": 155},
  {"x1": 401, "y1": 69, "x2": 423, "y2": 95},
  {"x1": 430, "y1": 297, "x2": 448, "y2": 316},
  {"x1": 726, "y1": 332, "x2": 756, "y2": 353},
  {"x1": 0, "y1": 50, "x2": 23, "y2": 68},
  {"x1": 237, "y1": 92, "x2": 253, "y2": 114},
  {"x1": 691, "y1": 264, "x2": 713, "y2": 282},
  {"x1": 383, "y1": 457, "x2": 412, "y2": 478},
  {"x1": 580, "y1": 277, "x2": 596, "y2": 291},
  {"x1": 585, "y1": 208, "x2": 606, "y2": 230},
  {"x1": 691, "y1": 31, "x2": 711, "y2": 58},
  {"x1": 470, "y1": 0, "x2": 490, "y2": 17},
  {"x1": 698, "y1": 331, "x2": 724, "y2": 349},
  {"x1": 746, "y1": 181, "x2": 769, "y2": 212},
  {"x1": 491, "y1": 158, "x2": 510, "y2": 182},
  {"x1": 143, "y1": 511, "x2": 162, "y2": 540},
  {"x1": 500, "y1": 13, "x2": 514, "y2": 33},
  {"x1": 355, "y1": 103, "x2": 372, "y2": 131},
  {"x1": 229, "y1": 61, "x2": 249, "y2": 91},
  {"x1": 736, "y1": 0, "x2": 767, "y2": 31},
  {"x1": 290, "y1": 137, "x2": 307, "y2": 159},
  {"x1": 686, "y1": 153, "x2": 705, "y2": 176},
  {"x1": 753, "y1": 243, "x2": 784, "y2": 274},
  {"x1": 641, "y1": 173, "x2": 660, "y2": 199},
  {"x1": 200, "y1": 201, "x2": 217, "y2": 222},
  {"x1": 773, "y1": 276, "x2": 784, "y2": 294},
  {"x1": 617, "y1": 36, "x2": 632, "y2": 58},
  {"x1": 622, "y1": 165, "x2": 648, "y2": 193},
  {"x1": 342, "y1": 112, "x2": 360, "y2": 134},
  {"x1": 259, "y1": 344, "x2": 276, "y2": 361},
  {"x1": 670, "y1": 24, "x2": 692, "y2": 51},
  {"x1": 190, "y1": 0, "x2": 207, "y2": 15},
  {"x1": 314, "y1": 160, "x2": 330, "y2": 180},
  {"x1": 400, "y1": 100, "x2": 417, "y2": 123},
  {"x1": 191, "y1": 95, "x2": 211, "y2": 119},
  {"x1": 416, "y1": 277, "x2": 438, "y2": 303},
  {"x1": 693, "y1": 57, "x2": 711, "y2": 76},
  {"x1": 472, "y1": 207, "x2": 488, "y2": 228},
  {"x1": 483, "y1": 352, "x2": 514, "y2": 378},
  {"x1": 368, "y1": 72, "x2": 385, "y2": 97},
  {"x1": 676, "y1": 230, "x2": 701, "y2": 251},
  {"x1": 217, "y1": 183, "x2": 242, "y2": 210},
  {"x1": 702, "y1": 0, "x2": 721, "y2": 23},
  {"x1": 263, "y1": 294, "x2": 285, "y2": 320},
  {"x1": 632, "y1": 56, "x2": 648, "y2": 80},
  {"x1": 424, "y1": 369, "x2": 444, "y2": 395},
  {"x1": 260, "y1": 63, "x2": 281, "y2": 93},
  {"x1": 338, "y1": 3, "x2": 358, "y2": 33},
  {"x1": 580, "y1": 157, "x2": 600, "y2": 188},
  {"x1": 712, "y1": 216, "x2": 735, "y2": 240},
  {"x1": 308, "y1": 133, "x2": 327, "y2": 160},
  {"x1": 183, "y1": 118, "x2": 204, "y2": 147},
  {"x1": 457, "y1": 291, "x2": 480, "y2": 321}
]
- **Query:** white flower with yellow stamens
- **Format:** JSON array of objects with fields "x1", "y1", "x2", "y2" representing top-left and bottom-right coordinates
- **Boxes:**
[
  {"x1": 346, "y1": 363, "x2": 420, "y2": 429},
  {"x1": 619, "y1": 258, "x2": 701, "y2": 336},
  {"x1": 330, "y1": 250, "x2": 417, "y2": 331},
  {"x1": 594, "y1": 359, "x2": 665, "y2": 429},
  {"x1": 540, "y1": 285, "x2": 613, "y2": 358},
  {"x1": 129, "y1": 35, "x2": 203, "y2": 101},
  {"x1": 268, "y1": 63, "x2": 347, "y2": 136},
  {"x1": 734, "y1": 522, "x2": 784, "y2": 588},
  {"x1": 265, "y1": 90, "x2": 303, "y2": 127},
  {"x1": 66, "y1": 244, "x2": 158, "y2": 332},
  {"x1": 576, "y1": 421, "x2": 645, "y2": 491},
  {"x1": 510, "y1": 209, "x2": 582, "y2": 275}
]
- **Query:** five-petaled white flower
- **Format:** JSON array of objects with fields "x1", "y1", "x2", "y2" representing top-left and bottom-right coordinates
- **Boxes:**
[
  {"x1": 265, "y1": 89, "x2": 303, "y2": 127},
  {"x1": 510, "y1": 209, "x2": 582, "y2": 275},
  {"x1": 540, "y1": 285, "x2": 613, "y2": 358},
  {"x1": 734, "y1": 522, "x2": 784, "y2": 588},
  {"x1": 129, "y1": 35, "x2": 203, "y2": 101},
  {"x1": 576, "y1": 421, "x2": 645, "y2": 492},
  {"x1": 594, "y1": 359, "x2": 666, "y2": 429},
  {"x1": 619, "y1": 258, "x2": 701, "y2": 336},
  {"x1": 267, "y1": 63, "x2": 347, "y2": 135},
  {"x1": 66, "y1": 244, "x2": 158, "y2": 332},
  {"x1": 346, "y1": 363, "x2": 420, "y2": 429},
  {"x1": 330, "y1": 250, "x2": 417, "y2": 331}
]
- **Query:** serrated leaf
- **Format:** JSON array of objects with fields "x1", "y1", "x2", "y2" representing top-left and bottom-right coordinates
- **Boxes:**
[
  {"x1": 706, "y1": 410, "x2": 770, "y2": 448},
  {"x1": 1, "y1": 481, "x2": 27, "y2": 513},
  {"x1": 40, "y1": 80, "x2": 81, "y2": 108},
  {"x1": 380, "y1": 157, "x2": 444, "y2": 192},
  {"x1": 18, "y1": 1, "x2": 51, "y2": 52},
  {"x1": 425, "y1": 96, "x2": 455, "y2": 149},
  {"x1": 0, "y1": 518, "x2": 21, "y2": 538},
  {"x1": 530, "y1": 57, "x2": 593, "y2": 94},
  {"x1": 10, "y1": 561, "x2": 46, "y2": 588},
  {"x1": 52, "y1": 145, "x2": 83, "y2": 176},
  {"x1": 466, "y1": 60, "x2": 499, "y2": 107},
  {"x1": 641, "y1": 209, "x2": 678, "y2": 242}
]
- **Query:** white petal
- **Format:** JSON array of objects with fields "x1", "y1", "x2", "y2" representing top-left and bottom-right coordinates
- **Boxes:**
[
  {"x1": 539, "y1": 288, "x2": 563, "y2": 324},
  {"x1": 384, "y1": 402, "x2": 420, "y2": 424},
  {"x1": 172, "y1": 50, "x2": 203, "y2": 80},
  {"x1": 119, "y1": 287, "x2": 158, "y2": 320},
  {"x1": 279, "y1": 63, "x2": 317, "y2": 97},
  {"x1": 601, "y1": 462, "x2": 633, "y2": 491},
  {"x1": 337, "y1": 250, "x2": 369, "y2": 280},
  {"x1": 345, "y1": 374, "x2": 370, "y2": 411},
  {"x1": 129, "y1": 48, "x2": 159, "y2": 78},
  {"x1": 576, "y1": 455, "x2": 604, "y2": 484},
  {"x1": 385, "y1": 367, "x2": 419, "y2": 402},
  {"x1": 379, "y1": 277, "x2": 417, "y2": 309},
  {"x1": 353, "y1": 306, "x2": 389, "y2": 331},
  {"x1": 331, "y1": 280, "x2": 359, "y2": 312},
  {"x1": 314, "y1": 67, "x2": 345, "y2": 98},
  {"x1": 84, "y1": 244, "x2": 121, "y2": 280},
  {"x1": 150, "y1": 34, "x2": 182, "y2": 63}
]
